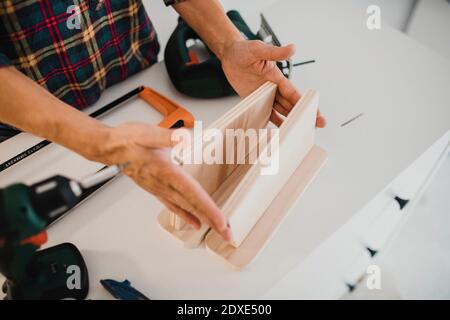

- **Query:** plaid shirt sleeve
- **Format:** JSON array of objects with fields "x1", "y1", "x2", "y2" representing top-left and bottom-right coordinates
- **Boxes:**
[
  {"x1": 0, "y1": 0, "x2": 162, "y2": 110},
  {"x1": 0, "y1": 53, "x2": 10, "y2": 67},
  {"x1": 163, "y1": 0, "x2": 186, "y2": 6}
]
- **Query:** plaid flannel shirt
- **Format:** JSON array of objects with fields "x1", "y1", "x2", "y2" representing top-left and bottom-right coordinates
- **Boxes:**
[{"x1": 0, "y1": 0, "x2": 185, "y2": 110}]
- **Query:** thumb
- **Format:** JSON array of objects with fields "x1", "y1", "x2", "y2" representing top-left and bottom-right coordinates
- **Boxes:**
[
  {"x1": 250, "y1": 41, "x2": 295, "y2": 61},
  {"x1": 136, "y1": 125, "x2": 177, "y2": 149}
]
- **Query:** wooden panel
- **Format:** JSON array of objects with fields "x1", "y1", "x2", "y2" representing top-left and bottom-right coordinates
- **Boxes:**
[
  {"x1": 158, "y1": 82, "x2": 277, "y2": 246},
  {"x1": 158, "y1": 84, "x2": 323, "y2": 254},
  {"x1": 205, "y1": 145, "x2": 328, "y2": 268},
  {"x1": 222, "y1": 90, "x2": 319, "y2": 246}
]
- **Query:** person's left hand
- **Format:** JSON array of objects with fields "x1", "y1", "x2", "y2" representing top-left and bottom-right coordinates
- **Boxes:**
[{"x1": 220, "y1": 40, "x2": 326, "y2": 128}]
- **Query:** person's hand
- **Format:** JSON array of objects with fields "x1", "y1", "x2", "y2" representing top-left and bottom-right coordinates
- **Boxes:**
[
  {"x1": 100, "y1": 122, "x2": 232, "y2": 241},
  {"x1": 220, "y1": 40, "x2": 326, "y2": 128}
]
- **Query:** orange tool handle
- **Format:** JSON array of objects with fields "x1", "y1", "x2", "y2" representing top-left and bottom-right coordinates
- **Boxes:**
[
  {"x1": 20, "y1": 231, "x2": 48, "y2": 247},
  {"x1": 138, "y1": 86, "x2": 195, "y2": 129},
  {"x1": 0, "y1": 232, "x2": 48, "y2": 248}
]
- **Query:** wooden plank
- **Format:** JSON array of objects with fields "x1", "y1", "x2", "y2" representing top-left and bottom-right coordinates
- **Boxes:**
[
  {"x1": 158, "y1": 84, "x2": 324, "y2": 255},
  {"x1": 205, "y1": 145, "x2": 327, "y2": 268},
  {"x1": 159, "y1": 82, "x2": 277, "y2": 245},
  {"x1": 159, "y1": 85, "x2": 323, "y2": 252},
  {"x1": 221, "y1": 89, "x2": 319, "y2": 246}
]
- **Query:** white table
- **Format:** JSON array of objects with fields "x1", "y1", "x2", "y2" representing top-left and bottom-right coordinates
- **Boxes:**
[
  {"x1": 261, "y1": 0, "x2": 450, "y2": 299},
  {"x1": 340, "y1": 151, "x2": 450, "y2": 300},
  {"x1": 1, "y1": 0, "x2": 449, "y2": 299}
]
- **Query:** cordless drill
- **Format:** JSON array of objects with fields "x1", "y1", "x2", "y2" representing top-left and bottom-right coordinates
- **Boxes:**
[{"x1": 0, "y1": 166, "x2": 121, "y2": 299}]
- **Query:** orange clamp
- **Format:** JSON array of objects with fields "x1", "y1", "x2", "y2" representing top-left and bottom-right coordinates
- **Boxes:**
[{"x1": 138, "y1": 86, "x2": 195, "y2": 129}]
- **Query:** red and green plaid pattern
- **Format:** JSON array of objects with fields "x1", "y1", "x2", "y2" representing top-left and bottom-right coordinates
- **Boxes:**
[{"x1": 0, "y1": 0, "x2": 184, "y2": 109}]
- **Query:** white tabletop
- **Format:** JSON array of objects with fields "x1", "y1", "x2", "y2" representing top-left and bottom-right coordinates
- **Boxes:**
[
  {"x1": 1, "y1": 0, "x2": 449, "y2": 299},
  {"x1": 342, "y1": 151, "x2": 450, "y2": 299}
]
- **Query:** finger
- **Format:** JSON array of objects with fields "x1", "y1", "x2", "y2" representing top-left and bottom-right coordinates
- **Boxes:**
[
  {"x1": 159, "y1": 183, "x2": 201, "y2": 219},
  {"x1": 270, "y1": 109, "x2": 284, "y2": 127},
  {"x1": 130, "y1": 167, "x2": 202, "y2": 229},
  {"x1": 275, "y1": 91, "x2": 294, "y2": 114},
  {"x1": 276, "y1": 76, "x2": 301, "y2": 106},
  {"x1": 167, "y1": 168, "x2": 231, "y2": 241},
  {"x1": 158, "y1": 196, "x2": 201, "y2": 229},
  {"x1": 250, "y1": 41, "x2": 296, "y2": 62},
  {"x1": 316, "y1": 109, "x2": 327, "y2": 128},
  {"x1": 273, "y1": 102, "x2": 289, "y2": 117},
  {"x1": 136, "y1": 126, "x2": 178, "y2": 148}
]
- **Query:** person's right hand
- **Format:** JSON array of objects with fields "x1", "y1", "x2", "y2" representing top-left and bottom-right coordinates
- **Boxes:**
[{"x1": 99, "y1": 122, "x2": 232, "y2": 242}]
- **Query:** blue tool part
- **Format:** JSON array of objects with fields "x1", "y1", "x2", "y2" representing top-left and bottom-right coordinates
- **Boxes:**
[{"x1": 100, "y1": 279, "x2": 150, "y2": 300}]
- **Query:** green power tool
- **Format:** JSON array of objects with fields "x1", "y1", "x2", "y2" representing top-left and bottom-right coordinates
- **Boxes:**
[
  {"x1": 0, "y1": 176, "x2": 89, "y2": 299},
  {"x1": 164, "y1": 11, "x2": 292, "y2": 99},
  {"x1": 0, "y1": 166, "x2": 121, "y2": 299}
]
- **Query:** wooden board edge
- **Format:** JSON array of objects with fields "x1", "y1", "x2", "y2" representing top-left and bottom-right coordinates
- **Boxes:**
[
  {"x1": 169, "y1": 82, "x2": 277, "y2": 230},
  {"x1": 222, "y1": 89, "x2": 319, "y2": 247},
  {"x1": 157, "y1": 210, "x2": 210, "y2": 248},
  {"x1": 205, "y1": 145, "x2": 328, "y2": 269}
]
